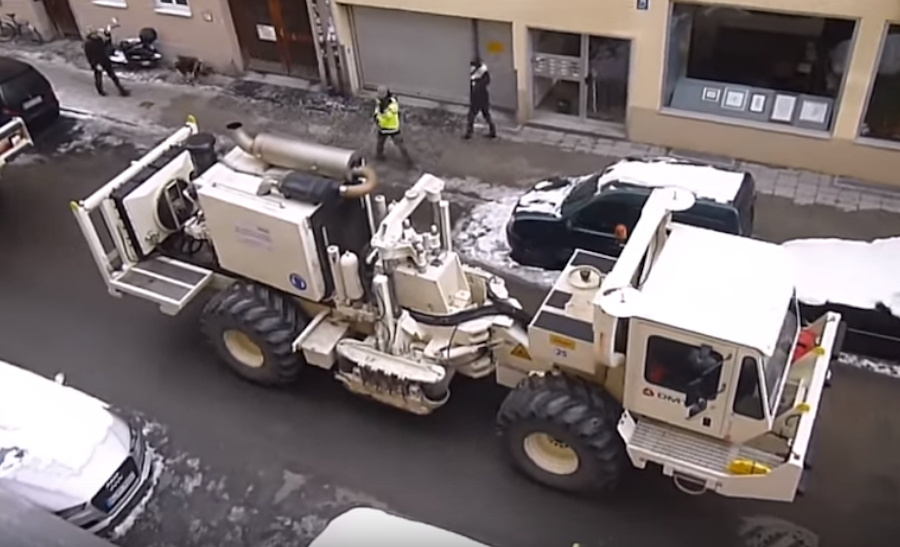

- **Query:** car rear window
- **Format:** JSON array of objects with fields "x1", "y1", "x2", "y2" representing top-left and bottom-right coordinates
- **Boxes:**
[{"x1": 0, "y1": 69, "x2": 51, "y2": 109}]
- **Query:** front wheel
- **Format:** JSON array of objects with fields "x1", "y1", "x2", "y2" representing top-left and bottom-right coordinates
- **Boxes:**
[
  {"x1": 200, "y1": 281, "x2": 309, "y2": 386},
  {"x1": 0, "y1": 23, "x2": 17, "y2": 43},
  {"x1": 496, "y1": 372, "x2": 628, "y2": 494}
]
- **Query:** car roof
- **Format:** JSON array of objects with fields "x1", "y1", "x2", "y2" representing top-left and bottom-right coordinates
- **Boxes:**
[
  {"x1": 597, "y1": 157, "x2": 745, "y2": 205},
  {"x1": 636, "y1": 223, "x2": 794, "y2": 355},
  {"x1": 0, "y1": 57, "x2": 34, "y2": 81},
  {"x1": 309, "y1": 508, "x2": 492, "y2": 547}
]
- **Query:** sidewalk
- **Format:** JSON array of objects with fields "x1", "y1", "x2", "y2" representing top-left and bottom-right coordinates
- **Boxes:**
[{"x1": 7, "y1": 39, "x2": 900, "y2": 215}]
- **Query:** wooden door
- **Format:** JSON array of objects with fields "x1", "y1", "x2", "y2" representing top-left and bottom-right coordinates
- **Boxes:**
[
  {"x1": 43, "y1": 0, "x2": 80, "y2": 38},
  {"x1": 227, "y1": 0, "x2": 320, "y2": 79}
]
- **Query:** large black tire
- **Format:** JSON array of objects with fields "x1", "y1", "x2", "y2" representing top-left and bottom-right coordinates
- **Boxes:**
[
  {"x1": 496, "y1": 372, "x2": 627, "y2": 494},
  {"x1": 200, "y1": 281, "x2": 308, "y2": 386}
]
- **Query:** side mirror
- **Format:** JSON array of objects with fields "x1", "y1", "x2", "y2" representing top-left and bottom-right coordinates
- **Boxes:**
[{"x1": 54, "y1": 372, "x2": 66, "y2": 385}]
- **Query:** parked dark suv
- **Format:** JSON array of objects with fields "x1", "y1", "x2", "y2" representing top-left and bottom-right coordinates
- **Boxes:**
[
  {"x1": 0, "y1": 57, "x2": 60, "y2": 135},
  {"x1": 506, "y1": 157, "x2": 756, "y2": 269}
]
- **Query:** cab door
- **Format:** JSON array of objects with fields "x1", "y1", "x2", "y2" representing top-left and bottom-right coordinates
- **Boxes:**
[
  {"x1": 564, "y1": 192, "x2": 643, "y2": 257},
  {"x1": 626, "y1": 323, "x2": 737, "y2": 438}
]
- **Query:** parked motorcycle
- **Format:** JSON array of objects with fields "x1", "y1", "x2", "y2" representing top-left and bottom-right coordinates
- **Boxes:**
[{"x1": 102, "y1": 18, "x2": 162, "y2": 69}]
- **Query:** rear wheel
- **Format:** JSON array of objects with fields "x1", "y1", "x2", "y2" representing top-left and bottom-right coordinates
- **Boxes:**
[
  {"x1": 201, "y1": 281, "x2": 308, "y2": 386},
  {"x1": 496, "y1": 372, "x2": 627, "y2": 494},
  {"x1": 0, "y1": 23, "x2": 16, "y2": 43}
]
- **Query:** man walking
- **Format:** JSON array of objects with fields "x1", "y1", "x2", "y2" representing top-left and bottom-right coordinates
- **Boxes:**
[
  {"x1": 464, "y1": 56, "x2": 497, "y2": 139},
  {"x1": 373, "y1": 86, "x2": 413, "y2": 167},
  {"x1": 83, "y1": 29, "x2": 130, "y2": 97}
]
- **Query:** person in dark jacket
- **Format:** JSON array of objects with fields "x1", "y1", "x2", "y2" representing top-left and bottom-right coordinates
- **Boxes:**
[
  {"x1": 83, "y1": 29, "x2": 130, "y2": 97},
  {"x1": 464, "y1": 57, "x2": 496, "y2": 140}
]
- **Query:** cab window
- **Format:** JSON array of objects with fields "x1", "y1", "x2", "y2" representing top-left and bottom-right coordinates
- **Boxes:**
[
  {"x1": 570, "y1": 193, "x2": 642, "y2": 235},
  {"x1": 733, "y1": 357, "x2": 765, "y2": 419},
  {"x1": 644, "y1": 336, "x2": 724, "y2": 393}
]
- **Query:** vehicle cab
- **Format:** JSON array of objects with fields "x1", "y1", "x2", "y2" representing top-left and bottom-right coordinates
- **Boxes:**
[{"x1": 0, "y1": 360, "x2": 152, "y2": 533}]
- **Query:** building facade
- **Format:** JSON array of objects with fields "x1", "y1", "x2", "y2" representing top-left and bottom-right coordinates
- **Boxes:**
[{"x1": 330, "y1": 0, "x2": 900, "y2": 187}]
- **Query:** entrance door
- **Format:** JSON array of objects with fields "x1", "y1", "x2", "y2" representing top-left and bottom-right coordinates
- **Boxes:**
[
  {"x1": 531, "y1": 31, "x2": 630, "y2": 124},
  {"x1": 43, "y1": 0, "x2": 79, "y2": 38},
  {"x1": 228, "y1": 0, "x2": 320, "y2": 79}
]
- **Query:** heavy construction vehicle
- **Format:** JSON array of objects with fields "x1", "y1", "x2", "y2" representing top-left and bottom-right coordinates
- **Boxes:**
[
  {"x1": 70, "y1": 117, "x2": 844, "y2": 503},
  {"x1": 0, "y1": 116, "x2": 33, "y2": 170}
]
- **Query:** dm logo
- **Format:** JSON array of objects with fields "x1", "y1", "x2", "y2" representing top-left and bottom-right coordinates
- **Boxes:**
[
  {"x1": 289, "y1": 273, "x2": 307, "y2": 291},
  {"x1": 642, "y1": 387, "x2": 654, "y2": 397}
]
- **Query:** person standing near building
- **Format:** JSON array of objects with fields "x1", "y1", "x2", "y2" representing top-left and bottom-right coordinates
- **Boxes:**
[
  {"x1": 373, "y1": 85, "x2": 413, "y2": 167},
  {"x1": 464, "y1": 56, "x2": 497, "y2": 140},
  {"x1": 83, "y1": 29, "x2": 130, "y2": 97}
]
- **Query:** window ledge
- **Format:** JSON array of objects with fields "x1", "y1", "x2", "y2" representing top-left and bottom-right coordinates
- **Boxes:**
[
  {"x1": 854, "y1": 136, "x2": 900, "y2": 152},
  {"x1": 154, "y1": 6, "x2": 192, "y2": 18},
  {"x1": 92, "y1": 0, "x2": 128, "y2": 9},
  {"x1": 658, "y1": 107, "x2": 833, "y2": 141}
]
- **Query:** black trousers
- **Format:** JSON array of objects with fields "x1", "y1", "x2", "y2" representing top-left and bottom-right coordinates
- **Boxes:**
[
  {"x1": 91, "y1": 62, "x2": 125, "y2": 94},
  {"x1": 375, "y1": 131, "x2": 413, "y2": 164},
  {"x1": 465, "y1": 103, "x2": 496, "y2": 136}
]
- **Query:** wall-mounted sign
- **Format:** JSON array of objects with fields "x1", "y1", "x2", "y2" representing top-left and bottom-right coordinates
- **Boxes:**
[
  {"x1": 771, "y1": 94, "x2": 797, "y2": 122},
  {"x1": 256, "y1": 24, "x2": 277, "y2": 42},
  {"x1": 486, "y1": 41, "x2": 504, "y2": 55},
  {"x1": 749, "y1": 94, "x2": 766, "y2": 113},
  {"x1": 722, "y1": 88, "x2": 747, "y2": 111},
  {"x1": 636, "y1": 0, "x2": 649, "y2": 10},
  {"x1": 701, "y1": 87, "x2": 720, "y2": 102}
]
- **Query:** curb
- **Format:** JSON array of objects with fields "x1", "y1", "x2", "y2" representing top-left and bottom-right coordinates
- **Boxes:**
[{"x1": 60, "y1": 106, "x2": 142, "y2": 128}]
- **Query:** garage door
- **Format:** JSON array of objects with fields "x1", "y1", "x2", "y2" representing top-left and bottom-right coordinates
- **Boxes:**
[{"x1": 350, "y1": 7, "x2": 516, "y2": 111}]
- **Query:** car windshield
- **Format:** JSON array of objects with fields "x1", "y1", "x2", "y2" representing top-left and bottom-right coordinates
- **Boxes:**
[
  {"x1": 763, "y1": 296, "x2": 800, "y2": 411},
  {"x1": 559, "y1": 173, "x2": 603, "y2": 216}
]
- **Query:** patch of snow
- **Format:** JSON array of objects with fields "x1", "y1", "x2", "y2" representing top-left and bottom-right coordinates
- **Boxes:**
[
  {"x1": 0, "y1": 361, "x2": 113, "y2": 478},
  {"x1": 838, "y1": 353, "x2": 900, "y2": 379},
  {"x1": 514, "y1": 179, "x2": 576, "y2": 216},
  {"x1": 110, "y1": 446, "x2": 165, "y2": 539},
  {"x1": 600, "y1": 157, "x2": 744, "y2": 204},
  {"x1": 738, "y1": 515, "x2": 818, "y2": 547},
  {"x1": 452, "y1": 196, "x2": 558, "y2": 287},
  {"x1": 782, "y1": 237, "x2": 900, "y2": 317}
]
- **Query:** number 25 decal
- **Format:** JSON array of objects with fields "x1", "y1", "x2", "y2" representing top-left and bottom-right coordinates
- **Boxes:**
[{"x1": 555, "y1": 347, "x2": 568, "y2": 358}]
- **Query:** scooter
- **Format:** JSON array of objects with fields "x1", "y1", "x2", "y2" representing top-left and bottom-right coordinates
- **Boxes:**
[{"x1": 103, "y1": 18, "x2": 162, "y2": 69}]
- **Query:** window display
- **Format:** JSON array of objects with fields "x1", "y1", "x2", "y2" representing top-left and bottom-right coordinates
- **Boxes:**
[
  {"x1": 662, "y1": 3, "x2": 855, "y2": 131},
  {"x1": 858, "y1": 28, "x2": 900, "y2": 142}
]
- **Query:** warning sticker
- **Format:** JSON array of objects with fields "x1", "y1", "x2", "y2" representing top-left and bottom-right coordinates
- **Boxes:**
[
  {"x1": 549, "y1": 334, "x2": 576, "y2": 350},
  {"x1": 510, "y1": 344, "x2": 531, "y2": 361}
]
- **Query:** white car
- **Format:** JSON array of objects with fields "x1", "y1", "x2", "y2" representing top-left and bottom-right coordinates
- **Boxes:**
[
  {"x1": 310, "y1": 507, "x2": 492, "y2": 546},
  {"x1": 0, "y1": 360, "x2": 151, "y2": 534}
]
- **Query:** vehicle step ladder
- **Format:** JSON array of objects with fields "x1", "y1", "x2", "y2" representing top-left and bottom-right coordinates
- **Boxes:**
[
  {"x1": 628, "y1": 417, "x2": 785, "y2": 476},
  {"x1": 110, "y1": 256, "x2": 213, "y2": 315}
]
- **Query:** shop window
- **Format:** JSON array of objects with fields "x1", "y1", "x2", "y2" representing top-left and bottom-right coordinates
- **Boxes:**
[
  {"x1": 155, "y1": 0, "x2": 190, "y2": 16},
  {"x1": 859, "y1": 26, "x2": 900, "y2": 142},
  {"x1": 662, "y1": 4, "x2": 856, "y2": 132}
]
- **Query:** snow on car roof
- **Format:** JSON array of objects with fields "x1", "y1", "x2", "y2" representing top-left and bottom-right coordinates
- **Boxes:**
[
  {"x1": 782, "y1": 236, "x2": 900, "y2": 317},
  {"x1": 637, "y1": 223, "x2": 794, "y2": 355},
  {"x1": 309, "y1": 508, "x2": 492, "y2": 547},
  {"x1": 597, "y1": 157, "x2": 745, "y2": 204},
  {"x1": 0, "y1": 361, "x2": 113, "y2": 479}
]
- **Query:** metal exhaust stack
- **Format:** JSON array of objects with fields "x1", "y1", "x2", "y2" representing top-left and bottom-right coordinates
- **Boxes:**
[{"x1": 226, "y1": 122, "x2": 378, "y2": 198}]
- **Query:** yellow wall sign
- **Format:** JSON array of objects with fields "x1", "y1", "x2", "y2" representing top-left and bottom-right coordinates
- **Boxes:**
[
  {"x1": 510, "y1": 344, "x2": 531, "y2": 361},
  {"x1": 549, "y1": 334, "x2": 576, "y2": 350},
  {"x1": 486, "y1": 41, "x2": 504, "y2": 55}
]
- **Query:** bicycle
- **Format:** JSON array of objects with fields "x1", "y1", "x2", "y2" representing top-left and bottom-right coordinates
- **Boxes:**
[{"x1": 0, "y1": 13, "x2": 44, "y2": 45}]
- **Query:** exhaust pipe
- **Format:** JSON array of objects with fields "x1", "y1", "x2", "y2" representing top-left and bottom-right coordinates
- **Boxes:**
[{"x1": 227, "y1": 122, "x2": 364, "y2": 183}]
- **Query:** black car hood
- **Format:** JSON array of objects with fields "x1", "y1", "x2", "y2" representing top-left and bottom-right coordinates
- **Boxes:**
[{"x1": 513, "y1": 174, "x2": 595, "y2": 218}]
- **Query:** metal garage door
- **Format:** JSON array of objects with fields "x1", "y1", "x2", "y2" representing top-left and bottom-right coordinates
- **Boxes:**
[
  {"x1": 475, "y1": 21, "x2": 517, "y2": 112},
  {"x1": 351, "y1": 7, "x2": 472, "y2": 104}
]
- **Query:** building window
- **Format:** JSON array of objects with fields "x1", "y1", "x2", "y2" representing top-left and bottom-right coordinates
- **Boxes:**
[
  {"x1": 155, "y1": 0, "x2": 190, "y2": 16},
  {"x1": 92, "y1": 0, "x2": 127, "y2": 8},
  {"x1": 859, "y1": 26, "x2": 900, "y2": 142},
  {"x1": 662, "y1": 4, "x2": 856, "y2": 132}
]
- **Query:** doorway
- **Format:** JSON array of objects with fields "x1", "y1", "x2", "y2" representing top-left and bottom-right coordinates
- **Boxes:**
[
  {"x1": 531, "y1": 30, "x2": 631, "y2": 127},
  {"x1": 228, "y1": 0, "x2": 321, "y2": 80},
  {"x1": 43, "y1": 0, "x2": 80, "y2": 38}
]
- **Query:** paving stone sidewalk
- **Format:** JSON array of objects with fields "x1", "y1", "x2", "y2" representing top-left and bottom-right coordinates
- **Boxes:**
[{"x1": 5, "y1": 39, "x2": 900, "y2": 214}]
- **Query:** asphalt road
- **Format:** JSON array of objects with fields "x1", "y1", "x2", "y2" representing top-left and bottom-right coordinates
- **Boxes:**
[{"x1": 1, "y1": 120, "x2": 899, "y2": 547}]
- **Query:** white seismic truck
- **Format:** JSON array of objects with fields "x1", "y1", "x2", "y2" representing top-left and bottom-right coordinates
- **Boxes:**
[
  {"x1": 0, "y1": 117, "x2": 33, "y2": 172},
  {"x1": 70, "y1": 117, "x2": 844, "y2": 502}
]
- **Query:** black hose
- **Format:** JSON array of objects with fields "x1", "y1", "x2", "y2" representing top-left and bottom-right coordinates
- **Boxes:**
[{"x1": 404, "y1": 282, "x2": 532, "y2": 327}]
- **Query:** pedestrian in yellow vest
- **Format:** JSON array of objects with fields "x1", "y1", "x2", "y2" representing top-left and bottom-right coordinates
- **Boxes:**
[{"x1": 373, "y1": 86, "x2": 414, "y2": 167}]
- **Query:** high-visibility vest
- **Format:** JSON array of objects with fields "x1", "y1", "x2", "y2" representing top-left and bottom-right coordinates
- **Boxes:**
[{"x1": 374, "y1": 97, "x2": 400, "y2": 133}]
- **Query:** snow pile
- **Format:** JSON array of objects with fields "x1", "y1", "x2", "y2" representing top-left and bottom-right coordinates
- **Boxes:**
[
  {"x1": 310, "y1": 507, "x2": 491, "y2": 547},
  {"x1": 452, "y1": 196, "x2": 558, "y2": 287},
  {"x1": 110, "y1": 446, "x2": 165, "y2": 539},
  {"x1": 838, "y1": 353, "x2": 900, "y2": 379},
  {"x1": 0, "y1": 363, "x2": 113, "y2": 478},
  {"x1": 782, "y1": 237, "x2": 900, "y2": 317}
]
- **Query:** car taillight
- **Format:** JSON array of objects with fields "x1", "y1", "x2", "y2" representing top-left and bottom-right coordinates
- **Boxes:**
[{"x1": 1, "y1": 107, "x2": 17, "y2": 116}]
